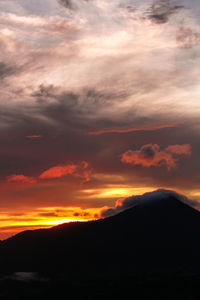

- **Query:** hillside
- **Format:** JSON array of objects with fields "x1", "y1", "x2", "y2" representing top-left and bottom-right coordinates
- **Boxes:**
[{"x1": 1, "y1": 194, "x2": 200, "y2": 279}]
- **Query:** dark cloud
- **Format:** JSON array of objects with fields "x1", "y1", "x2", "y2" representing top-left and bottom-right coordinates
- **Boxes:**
[
  {"x1": 126, "y1": 6, "x2": 137, "y2": 13},
  {"x1": 141, "y1": 144, "x2": 158, "y2": 159},
  {"x1": 0, "y1": 62, "x2": 16, "y2": 80},
  {"x1": 39, "y1": 212, "x2": 58, "y2": 217},
  {"x1": 100, "y1": 189, "x2": 194, "y2": 218},
  {"x1": 58, "y1": 0, "x2": 74, "y2": 10},
  {"x1": 58, "y1": 0, "x2": 90, "y2": 10},
  {"x1": 0, "y1": 87, "x2": 112, "y2": 178},
  {"x1": 32, "y1": 84, "x2": 57, "y2": 99},
  {"x1": 1, "y1": 85, "x2": 117, "y2": 131},
  {"x1": 176, "y1": 26, "x2": 200, "y2": 48},
  {"x1": 147, "y1": 0, "x2": 184, "y2": 24},
  {"x1": 35, "y1": 87, "x2": 122, "y2": 130},
  {"x1": 73, "y1": 211, "x2": 90, "y2": 217}
]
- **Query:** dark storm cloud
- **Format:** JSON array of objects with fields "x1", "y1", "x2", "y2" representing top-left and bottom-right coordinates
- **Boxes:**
[
  {"x1": 100, "y1": 189, "x2": 195, "y2": 218},
  {"x1": 176, "y1": 26, "x2": 200, "y2": 48},
  {"x1": 147, "y1": 0, "x2": 184, "y2": 24}
]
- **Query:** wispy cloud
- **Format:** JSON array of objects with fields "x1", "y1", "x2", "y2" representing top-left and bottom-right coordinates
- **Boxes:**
[
  {"x1": 88, "y1": 122, "x2": 180, "y2": 135},
  {"x1": 26, "y1": 135, "x2": 42, "y2": 139},
  {"x1": 39, "y1": 161, "x2": 91, "y2": 182},
  {"x1": 39, "y1": 163, "x2": 77, "y2": 179},
  {"x1": 7, "y1": 174, "x2": 36, "y2": 184}
]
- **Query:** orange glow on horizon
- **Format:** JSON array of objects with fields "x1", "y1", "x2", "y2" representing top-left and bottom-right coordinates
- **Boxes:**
[
  {"x1": 1, "y1": 186, "x2": 200, "y2": 240},
  {"x1": 0, "y1": 206, "x2": 99, "y2": 240},
  {"x1": 80, "y1": 186, "x2": 156, "y2": 199},
  {"x1": 44, "y1": 218, "x2": 86, "y2": 225},
  {"x1": 0, "y1": 186, "x2": 157, "y2": 239},
  {"x1": 0, "y1": 218, "x2": 89, "y2": 241}
]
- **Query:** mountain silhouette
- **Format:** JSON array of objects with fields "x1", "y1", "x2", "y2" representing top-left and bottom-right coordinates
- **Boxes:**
[{"x1": 1, "y1": 191, "x2": 200, "y2": 279}]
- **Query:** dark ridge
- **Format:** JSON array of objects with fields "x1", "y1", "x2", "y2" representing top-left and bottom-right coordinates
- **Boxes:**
[{"x1": 0, "y1": 196, "x2": 200, "y2": 280}]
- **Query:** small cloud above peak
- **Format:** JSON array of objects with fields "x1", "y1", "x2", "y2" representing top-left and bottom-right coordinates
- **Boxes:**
[{"x1": 100, "y1": 189, "x2": 193, "y2": 218}]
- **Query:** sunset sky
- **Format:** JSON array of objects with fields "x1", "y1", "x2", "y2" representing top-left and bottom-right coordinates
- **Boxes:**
[{"x1": 0, "y1": 0, "x2": 200, "y2": 239}]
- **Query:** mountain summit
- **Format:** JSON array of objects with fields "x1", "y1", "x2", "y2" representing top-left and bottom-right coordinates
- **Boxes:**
[{"x1": 0, "y1": 190, "x2": 200, "y2": 278}]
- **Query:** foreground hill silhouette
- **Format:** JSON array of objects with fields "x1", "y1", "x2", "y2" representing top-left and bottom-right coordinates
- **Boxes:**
[{"x1": 1, "y1": 189, "x2": 200, "y2": 279}]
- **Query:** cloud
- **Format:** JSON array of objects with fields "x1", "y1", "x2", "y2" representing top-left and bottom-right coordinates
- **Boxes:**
[
  {"x1": 88, "y1": 122, "x2": 179, "y2": 135},
  {"x1": 176, "y1": 26, "x2": 200, "y2": 48},
  {"x1": 0, "y1": 13, "x2": 78, "y2": 37},
  {"x1": 57, "y1": 0, "x2": 90, "y2": 10},
  {"x1": 6, "y1": 161, "x2": 91, "y2": 184},
  {"x1": 121, "y1": 144, "x2": 191, "y2": 170},
  {"x1": 73, "y1": 211, "x2": 90, "y2": 217},
  {"x1": 39, "y1": 164, "x2": 77, "y2": 179},
  {"x1": 7, "y1": 174, "x2": 36, "y2": 184},
  {"x1": 0, "y1": 62, "x2": 16, "y2": 80},
  {"x1": 100, "y1": 189, "x2": 191, "y2": 217},
  {"x1": 26, "y1": 135, "x2": 42, "y2": 139},
  {"x1": 74, "y1": 161, "x2": 92, "y2": 182},
  {"x1": 38, "y1": 206, "x2": 95, "y2": 219},
  {"x1": 126, "y1": 6, "x2": 137, "y2": 14},
  {"x1": 146, "y1": 0, "x2": 184, "y2": 24},
  {"x1": 39, "y1": 161, "x2": 91, "y2": 182},
  {"x1": 58, "y1": 0, "x2": 74, "y2": 9},
  {"x1": 166, "y1": 144, "x2": 192, "y2": 155}
]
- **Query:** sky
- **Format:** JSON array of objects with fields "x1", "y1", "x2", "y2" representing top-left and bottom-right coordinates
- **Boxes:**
[{"x1": 0, "y1": 0, "x2": 200, "y2": 239}]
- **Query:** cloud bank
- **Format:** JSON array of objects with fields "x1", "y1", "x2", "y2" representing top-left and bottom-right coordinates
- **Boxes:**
[{"x1": 100, "y1": 189, "x2": 192, "y2": 218}]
